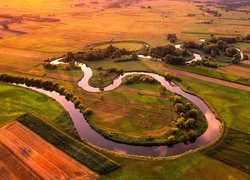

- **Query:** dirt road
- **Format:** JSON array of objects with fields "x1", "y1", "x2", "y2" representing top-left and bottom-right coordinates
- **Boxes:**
[{"x1": 165, "y1": 67, "x2": 250, "y2": 91}]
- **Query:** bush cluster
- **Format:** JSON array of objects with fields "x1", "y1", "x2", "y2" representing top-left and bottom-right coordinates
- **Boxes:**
[
  {"x1": 171, "y1": 95, "x2": 200, "y2": 136},
  {"x1": 64, "y1": 45, "x2": 131, "y2": 62},
  {"x1": 123, "y1": 74, "x2": 157, "y2": 85},
  {"x1": 164, "y1": 73, "x2": 182, "y2": 82},
  {"x1": 43, "y1": 62, "x2": 57, "y2": 69}
]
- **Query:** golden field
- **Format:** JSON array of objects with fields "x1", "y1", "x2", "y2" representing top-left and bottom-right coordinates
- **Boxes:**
[{"x1": 0, "y1": 0, "x2": 249, "y2": 79}]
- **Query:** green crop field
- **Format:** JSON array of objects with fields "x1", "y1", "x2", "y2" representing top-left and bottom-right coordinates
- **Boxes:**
[
  {"x1": 0, "y1": 83, "x2": 80, "y2": 139},
  {"x1": 18, "y1": 113, "x2": 120, "y2": 175}
]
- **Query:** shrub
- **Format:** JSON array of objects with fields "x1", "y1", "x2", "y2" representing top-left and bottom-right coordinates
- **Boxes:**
[
  {"x1": 123, "y1": 75, "x2": 157, "y2": 85},
  {"x1": 44, "y1": 63, "x2": 57, "y2": 69},
  {"x1": 184, "y1": 118, "x2": 195, "y2": 128},
  {"x1": 175, "y1": 117, "x2": 186, "y2": 128},
  {"x1": 158, "y1": 86, "x2": 167, "y2": 96},
  {"x1": 173, "y1": 95, "x2": 182, "y2": 104},
  {"x1": 167, "y1": 135, "x2": 175, "y2": 142},
  {"x1": 188, "y1": 109, "x2": 199, "y2": 119},
  {"x1": 171, "y1": 127, "x2": 180, "y2": 134},
  {"x1": 188, "y1": 130, "x2": 198, "y2": 139},
  {"x1": 164, "y1": 73, "x2": 181, "y2": 82},
  {"x1": 174, "y1": 103, "x2": 186, "y2": 113},
  {"x1": 164, "y1": 55, "x2": 186, "y2": 65},
  {"x1": 84, "y1": 108, "x2": 93, "y2": 116}
]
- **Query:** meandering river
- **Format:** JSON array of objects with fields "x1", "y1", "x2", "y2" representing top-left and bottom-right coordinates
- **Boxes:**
[{"x1": 14, "y1": 56, "x2": 222, "y2": 157}]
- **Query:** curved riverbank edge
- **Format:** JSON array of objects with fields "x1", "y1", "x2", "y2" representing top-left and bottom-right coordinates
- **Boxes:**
[
  {"x1": 84, "y1": 40, "x2": 149, "y2": 53},
  {"x1": 49, "y1": 58, "x2": 222, "y2": 157},
  {"x1": 0, "y1": 72, "x2": 223, "y2": 157},
  {"x1": 85, "y1": 81, "x2": 225, "y2": 160},
  {"x1": 86, "y1": 122, "x2": 224, "y2": 161}
]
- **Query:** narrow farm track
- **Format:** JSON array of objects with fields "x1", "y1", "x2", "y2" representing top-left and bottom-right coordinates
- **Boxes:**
[
  {"x1": 164, "y1": 67, "x2": 250, "y2": 91},
  {"x1": 227, "y1": 65, "x2": 250, "y2": 73},
  {"x1": 0, "y1": 122, "x2": 99, "y2": 180}
]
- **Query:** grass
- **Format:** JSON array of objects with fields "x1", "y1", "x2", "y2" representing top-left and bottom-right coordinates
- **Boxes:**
[
  {"x1": 85, "y1": 59, "x2": 153, "y2": 87},
  {"x1": 206, "y1": 128, "x2": 250, "y2": 173},
  {"x1": 87, "y1": 40, "x2": 148, "y2": 52},
  {"x1": 18, "y1": 113, "x2": 120, "y2": 175},
  {"x1": 168, "y1": 64, "x2": 250, "y2": 86},
  {"x1": 100, "y1": 77, "x2": 250, "y2": 179},
  {"x1": 87, "y1": 82, "x2": 207, "y2": 145},
  {"x1": 238, "y1": 63, "x2": 250, "y2": 69},
  {"x1": 1, "y1": 0, "x2": 249, "y2": 79},
  {"x1": 0, "y1": 0, "x2": 250, "y2": 178},
  {"x1": 85, "y1": 57, "x2": 250, "y2": 88},
  {"x1": 182, "y1": 77, "x2": 250, "y2": 132},
  {"x1": 0, "y1": 83, "x2": 79, "y2": 139}
]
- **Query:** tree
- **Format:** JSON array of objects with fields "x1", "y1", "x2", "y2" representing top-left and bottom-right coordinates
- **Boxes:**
[
  {"x1": 131, "y1": 53, "x2": 138, "y2": 60},
  {"x1": 188, "y1": 109, "x2": 198, "y2": 119},
  {"x1": 188, "y1": 130, "x2": 198, "y2": 139},
  {"x1": 158, "y1": 86, "x2": 167, "y2": 96},
  {"x1": 167, "y1": 34, "x2": 177, "y2": 43},
  {"x1": 1, "y1": 21, "x2": 9, "y2": 30},
  {"x1": 175, "y1": 117, "x2": 185, "y2": 128},
  {"x1": 167, "y1": 34, "x2": 177, "y2": 40},
  {"x1": 84, "y1": 108, "x2": 93, "y2": 116},
  {"x1": 165, "y1": 55, "x2": 186, "y2": 65},
  {"x1": 65, "y1": 52, "x2": 75, "y2": 62},
  {"x1": 174, "y1": 103, "x2": 186, "y2": 113},
  {"x1": 216, "y1": 40, "x2": 228, "y2": 51},
  {"x1": 244, "y1": 34, "x2": 250, "y2": 41},
  {"x1": 225, "y1": 47, "x2": 238, "y2": 57},
  {"x1": 183, "y1": 41, "x2": 199, "y2": 49},
  {"x1": 150, "y1": 45, "x2": 176, "y2": 58}
]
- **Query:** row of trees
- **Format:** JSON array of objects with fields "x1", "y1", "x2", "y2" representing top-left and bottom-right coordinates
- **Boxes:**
[
  {"x1": 183, "y1": 40, "x2": 243, "y2": 61},
  {"x1": 191, "y1": 58, "x2": 218, "y2": 68},
  {"x1": 0, "y1": 74, "x2": 92, "y2": 117},
  {"x1": 167, "y1": 33, "x2": 178, "y2": 43},
  {"x1": 123, "y1": 74, "x2": 157, "y2": 85},
  {"x1": 163, "y1": 72, "x2": 182, "y2": 82},
  {"x1": 208, "y1": 35, "x2": 250, "y2": 44},
  {"x1": 150, "y1": 45, "x2": 189, "y2": 65},
  {"x1": 64, "y1": 45, "x2": 131, "y2": 63}
]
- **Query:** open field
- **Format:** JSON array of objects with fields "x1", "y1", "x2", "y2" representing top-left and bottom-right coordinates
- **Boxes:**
[
  {"x1": 18, "y1": 113, "x2": 120, "y2": 174},
  {"x1": 164, "y1": 66, "x2": 250, "y2": 91},
  {"x1": 0, "y1": 0, "x2": 249, "y2": 179},
  {"x1": 82, "y1": 57, "x2": 250, "y2": 91},
  {"x1": 87, "y1": 82, "x2": 207, "y2": 145},
  {"x1": 0, "y1": 0, "x2": 249, "y2": 80},
  {"x1": 99, "y1": 76, "x2": 250, "y2": 179},
  {"x1": 86, "y1": 40, "x2": 148, "y2": 52},
  {"x1": 216, "y1": 65, "x2": 250, "y2": 79},
  {"x1": 0, "y1": 143, "x2": 40, "y2": 179},
  {"x1": 0, "y1": 121, "x2": 99, "y2": 179},
  {"x1": 0, "y1": 83, "x2": 80, "y2": 139},
  {"x1": 165, "y1": 64, "x2": 250, "y2": 86}
]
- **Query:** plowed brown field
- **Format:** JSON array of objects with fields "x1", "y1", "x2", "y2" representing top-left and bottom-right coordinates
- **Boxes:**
[{"x1": 0, "y1": 122, "x2": 99, "y2": 180}]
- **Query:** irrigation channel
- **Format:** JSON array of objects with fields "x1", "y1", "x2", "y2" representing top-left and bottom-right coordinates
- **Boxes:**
[{"x1": 13, "y1": 51, "x2": 224, "y2": 157}]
